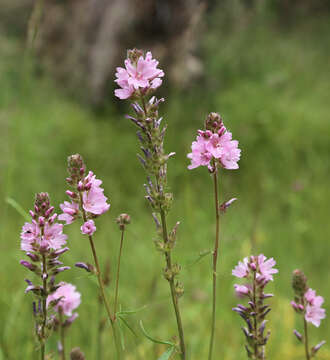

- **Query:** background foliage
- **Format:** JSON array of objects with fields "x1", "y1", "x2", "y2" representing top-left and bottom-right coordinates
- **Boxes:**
[{"x1": 1, "y1": 1, "x2": 330, "y2": 359}]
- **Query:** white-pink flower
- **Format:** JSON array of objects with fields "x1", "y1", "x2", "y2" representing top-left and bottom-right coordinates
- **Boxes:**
[
  {"x1": 304, "y1": 288, "x2": 326, "y2": 327},
  {"x1": 81, "y1": 220, "x2": 96, "y2": 236},
  {"x1": 232, "y1": 257, "x2": 250, "y2": 278},
  {"x1": 256, "y1": 254, "x2": 278, "y2": 282},
  {"x1": 82, "y1": 171, "x2": 110, "y2": 215},
  {"x1": 20, "y1": 222, "x2": 40, "y2": 252},
  {"x1": 114, "y1": 51, "x2": 164, "y2": 99},
  {"x1": 234, "y1": 284, "x2": 250, "y2": 297},
  {"x1": 58, "y1": 201, "x2": 79, "y2": 225},
  {"x1": 187, "y1": 134, "x2": 212, "y2": 169},
  {"x1": 43, "y1": 222, "x2": 67, "y2": 250},
  {"x1": 47, "y1": 282, "x2": 81, "y2": 317}
]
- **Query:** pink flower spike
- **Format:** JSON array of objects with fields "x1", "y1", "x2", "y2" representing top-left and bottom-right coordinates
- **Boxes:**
[
  {"x1": 47, "y1": 282, "x2": 81, "y2": 317},
  {"x1": 81, "y1": 220, "x2": 96, "y2": 236},
  {"x1": 58, "y1": 201, "x2": 79, "y2": 225},
  {"x1": 257, "y1": 254, "x2": 278, "y2": 282},
  {"x1": 187, "y1": 132, "x2": 212, "y2": 170}
]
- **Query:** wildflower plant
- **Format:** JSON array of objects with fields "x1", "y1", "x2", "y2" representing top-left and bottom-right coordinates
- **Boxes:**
[
  {"x1": 20, "y1": 193, "x2": 70, "y2": 359},
  {"x1": 115, "y1": 49, "x2": 186, "y2": 359},
  {"x1": 232, "y1": 255, "x2": 278, "y2": 359},
  {"x1": 187, "y1": 112, "x2": 241, "y2": 360},
  {"x1": 291, "y1": 269, "x2": 326, "y2": 359},
  {"x1": 58, "y1": 154, "x2": 121, "y2": 355}
]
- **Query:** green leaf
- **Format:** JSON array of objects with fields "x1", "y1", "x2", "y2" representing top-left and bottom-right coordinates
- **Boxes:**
[
  {"x1": 139, "y1": 321, "x2": 174, "y2": 346},
  {"x1": 158, "y1": 347, "x2": 175, "y2": 360},
  {"x1": 118, "y1": 315, "x2": 137, "y2": 338},
  {"x1": 185, "y1": 249, "x2": 212, "y2": 268},
  {"x1": 6, "y1": 197, "x2": 30, "y2": 221},
  {"x1": 116, "y1": 305, "x2": 147, "y2": 315}
]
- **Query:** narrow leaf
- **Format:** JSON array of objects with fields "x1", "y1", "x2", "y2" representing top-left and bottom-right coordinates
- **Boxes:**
[
  {"x1": 139, "y1": 321, "x2": 174, "y2": 346},
  {"x1": 118, "y1": 316, "x2": 137, "y2": 338},
  {"x1": 6, "y1": 198, "x2": 30, "y2": 221},
  {"x1": 185, "y1": 250, "x2": 212, "y2": 268},
  {"x1": 117, "y1": 305, "x2": 147, "y2": 315},
  {"x1": 117, "y1": 317, "x2": 126, "y2": 350}
]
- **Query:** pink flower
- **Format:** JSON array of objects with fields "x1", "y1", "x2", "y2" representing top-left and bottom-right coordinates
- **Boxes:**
[
  {"x1": 81, "y1": 220, "x2": 96, "y2": 235},
  {"x1": 234, "y1": 284, "x2": 250, "y2": 297},
  {"x1": 43, "y1": 222, "x2": 67, "y2": 250},
  {"x1": 304, "y1": 288, "x2": 326, "y2": 327},
  {"x1": 82, "y1": 171, "x2": 110, "y2": 215},
  {"x1": 187, "y1": 128, "x2": 241, "y2": 170},
  {"x1": 47, "y1": 282, "x2": 81, "y2": 317},
  {"x1": 232, "y1": 257, "x2": 250, "y2": 278},
  {"x1": 58, "y1": 201, "x2": 79, "y2": 225},
  {"x1": 20, "y1": 220, "x2": 67, "y2": 252},
  {"x1": 21, "y1": 222, "x2": 40, "y2": 252},
  {"x1": 187, "y1": 134, "x2": 212, "y2": 169},
  {"x1": 115, "y1": 51, "x2": 164, "y2": 99},
  {"x1": 256, "y1": 254, "x2": 278, "y2": 282}
]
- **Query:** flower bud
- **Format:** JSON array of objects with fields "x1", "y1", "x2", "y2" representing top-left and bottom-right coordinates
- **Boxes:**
[
  {"x1": 67, "y1": 154, "x2": 85, "y2": 181},
  {"x1": 116, "y1": 213, "x2": 131, "y2": 230},
  {"x1": 127, "y1": 48, "x2": 144, "y2": 64},
  {"x1": 293, "y1": 329, "x2": 303, "y2": 342},
  {"x1": 292, "y1": 269, "x2": 308, "y2": 297},
  {"x1": 34, "y1": 193, "x2": 51, "y2": 217},
  {"x1": 205, "y1": 112, "x2": 223, "y2": 133},
  {"x1": 70, "y1": 347, "x2": 85, "y2": 360},
  {"x1": 175, "y1": 281, "x2": 184, "y2": 298}
]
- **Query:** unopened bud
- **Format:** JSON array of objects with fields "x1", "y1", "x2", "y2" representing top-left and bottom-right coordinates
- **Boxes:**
[
  {"x1": 67, "y1": 154, "x2": 85, "y2": 181},
  {"x1": 292, "y1": 269, "x2": 308, "y2": 297},
  {"x1": 205, "y1": 112, "x2": 223, "y2": 132},
  {"x1": 116, "y1": 213, "x2": 131, "y2": 230},
  {"x1": 70, "y1": 347, "x2": 85, "y2": 360}
]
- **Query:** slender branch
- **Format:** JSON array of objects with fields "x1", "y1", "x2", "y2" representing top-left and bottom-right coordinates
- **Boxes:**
[
  {"x1": 114, "y1": 228, "x2": 125, "y2": 316},
  {"x1": 253, "y1": 271, "x2": 258, "y2": 359},
  {"x1": 78, "y1": 191, "x2": 121, "y2": 358},
  {"x1": 159, "y1": 209, "x2": 186, "y2": 360},
  {"x1": 304, "y1": 318, "x2": 310, "y2": 360},
  {"x1": 59, "y1": 310, "x2": 66, "y2": 360},
  {"x1": 208, "y1": 169, "x2": 220, "y2": 360}
]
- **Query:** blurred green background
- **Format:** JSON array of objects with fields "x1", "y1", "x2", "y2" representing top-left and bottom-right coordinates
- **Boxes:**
[{"x1": 1, "y1": 1, "x2": 330, "y2": 359}]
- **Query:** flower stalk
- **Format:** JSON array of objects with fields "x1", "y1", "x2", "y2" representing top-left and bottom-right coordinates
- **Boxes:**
[
  {"x1": 114, "y1": 49, "x2": 186, "y2": 358},
  {"x1": 208, "y1": 167, "x2": 220, "y2": 360}
]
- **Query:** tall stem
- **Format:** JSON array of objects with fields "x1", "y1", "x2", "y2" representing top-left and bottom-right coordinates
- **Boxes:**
[
  {"x1": 114, "y1": 228, "x2": 125, "y2": 316},
  {"x1": 160, "y1": 209, "x2": 186, "y2": 360},
  {"x1": 59, "y1": 311, "x2": 66, "y2": 360},
  {"x1": 78, "y1": 192, "x2": 120, "y2": 358},
  {"x1": 253, "y1": 272, "x2": 258, "y2": 359},
  {"x1": 208, "y1": 169, "x2": 220, "y2": 360},
  {"x1": 304, "y1": 318, "x2": 310, "y2": 360}
]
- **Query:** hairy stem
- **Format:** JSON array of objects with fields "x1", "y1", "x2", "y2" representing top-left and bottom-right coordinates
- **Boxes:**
[
  {"x1": 114, "y1": 228, "x2": 125, "y2": 317},
  {"x1": 208, "y1": 169, "x2": 220, "y2": 360},
  {"x1": 78, "y1": 192, "x2": 121, "y2": 358},
  {"x1": 304, "y1": 318, "x2": 310, "y2": 360},
  {"x1": 159, "y1": 209, "x2": 186, "y2": 360}
]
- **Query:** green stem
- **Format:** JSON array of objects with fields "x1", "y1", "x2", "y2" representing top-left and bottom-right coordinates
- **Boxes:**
[
  {"x1": 114, "y1": 228, "x2": 125, "y2": 317},
  {"x1": 160, "y1": 209, "x2": 186, "y2": 360},
  {"x1": 208, "y1": 169, "x2": 220, "y2": 360},
  {"x1": 304, "y1": 318, "x2": 310, "y2": 360},
  {"x1": 78, "y1": 192, "x2": 121, "y2": 359},
  {"x1": 59, "y1": 310, "x2": 66, "y2": 360}
]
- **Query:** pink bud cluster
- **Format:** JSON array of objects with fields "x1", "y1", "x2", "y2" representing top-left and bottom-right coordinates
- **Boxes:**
[
  {"x1": 187, "y1": 116, "x2": 241, "y2": 171},
  {"x1": 59, "y1": 154, "x2": 110, "y2": 234},
  {"x1": 115, "y1": 50, "x2": 164, "y2": 100}
]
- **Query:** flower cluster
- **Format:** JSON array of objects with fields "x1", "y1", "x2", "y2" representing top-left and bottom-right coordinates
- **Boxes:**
[
  {"x1": 20, "y1": 193, "x2": 70, "y2": 344},
  {"x1": 114, "y1": 49, "x2": 164, "y2": 100},
  {"x1": 232, "y1": 255, "x2": 278, "y2": 359},
  {"x1": 291, "y1": 270, "x2": 326, "y2": 356},
  {"x1": 187, "y1": 113, "x2": 241, "y2": 171},
  {"x1": 59, "y1": 154, "x2": 110, "y2": 233}
]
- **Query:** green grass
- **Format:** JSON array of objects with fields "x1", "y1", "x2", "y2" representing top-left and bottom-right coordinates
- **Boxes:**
[{"x1": 1, "y1": 14, "x2": 330, "y2": 359}]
